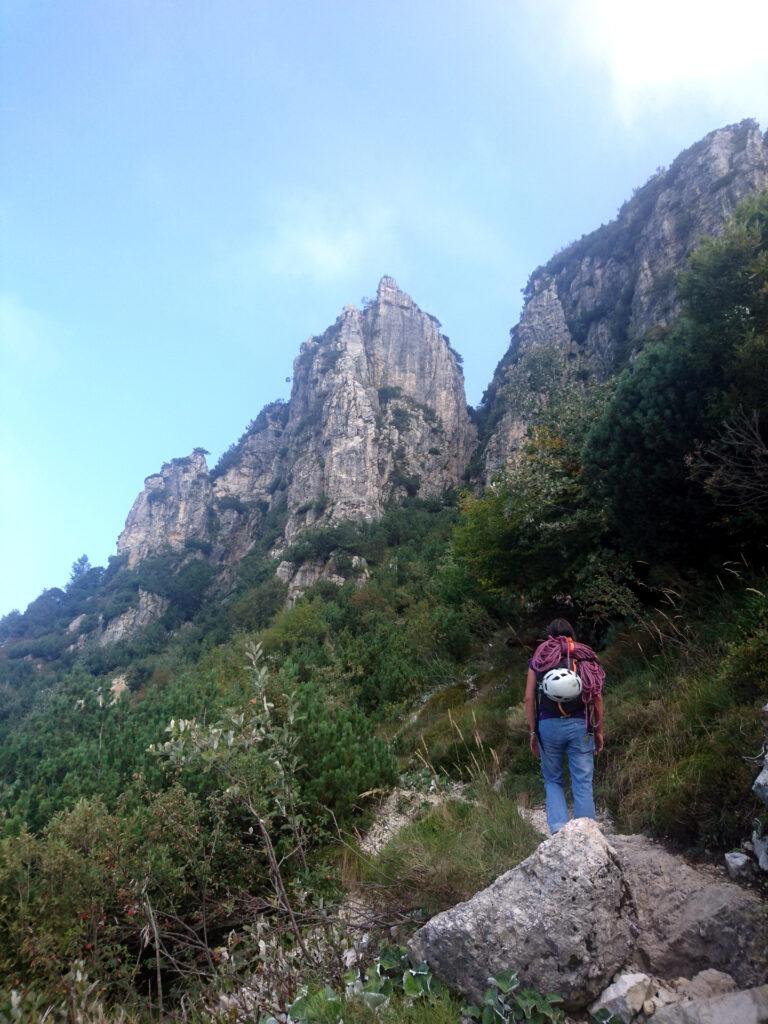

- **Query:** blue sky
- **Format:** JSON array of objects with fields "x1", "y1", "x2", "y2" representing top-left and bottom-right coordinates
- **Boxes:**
[{"x1": 2, "y1": 0, "x2": 767, "y2": 615}]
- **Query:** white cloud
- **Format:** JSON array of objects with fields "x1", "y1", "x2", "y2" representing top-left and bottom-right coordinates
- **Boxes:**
[
  {"x1": 557, "y1": 0, "x2": 768, "y2": 120},
  {"x1": 220, "y1": 185, "x2": 513, "y2": 291},
  {"x1": 228, "y1": 195, "x2": 399, "y2": 287}
]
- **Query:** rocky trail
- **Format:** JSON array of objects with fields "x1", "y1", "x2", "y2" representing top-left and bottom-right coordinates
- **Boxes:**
[{"x1": 347, "y1": 787, "x2": 768, "y2": 1023}]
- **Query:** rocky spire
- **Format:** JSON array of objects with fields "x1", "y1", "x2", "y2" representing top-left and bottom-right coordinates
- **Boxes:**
[{"x1": 115, "y1": 278, "x2": 476, "y2": 566}]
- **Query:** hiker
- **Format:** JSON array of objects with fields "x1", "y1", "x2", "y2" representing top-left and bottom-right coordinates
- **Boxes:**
[{"x1": 524, "y1": 618, "x2": 605, "y2": 834}]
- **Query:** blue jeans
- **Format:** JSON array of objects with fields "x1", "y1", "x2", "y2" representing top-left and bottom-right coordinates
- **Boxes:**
[{"x1": 538, "y1": 717, "x2": 596, "y2": 833}]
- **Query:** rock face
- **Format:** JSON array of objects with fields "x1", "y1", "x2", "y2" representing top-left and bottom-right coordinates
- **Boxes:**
[
  {"x1": 610, "y1": 833, "x2": 768, "y2": 988},
  {"x1": 653, "y1": 985, "x2": 768, "y2": 1024},
  {"x1": 117, "y1": 450, "x2": 213, "y2": 568},
  {"x1": 589, "y1": 973, "x2": 655, "y2": 1022},
  {"x1": 116, "y1": 278, "x2": 475, "y2": 575},
  {"x1": 99, "y1": 589, "x2": 170, "y2": 646},
  {"x1": 408, "y1": 820, "x2": 768, "y2": 1012},
  {"x1": 275, "y1": 554, "x2": 368, "y2": 607},
  {"x1": 113, "y1": 122, "x2": 768, "y2": 612},
  {"x1": 408, "y1": 819, "x2": 636, "y2": 1010},
  {"x1": 479, "y1": 119, "x2": 768, "y2": 479},
  {"x1": 279, "y1": 276, "x2": 475, "y2": 541}
]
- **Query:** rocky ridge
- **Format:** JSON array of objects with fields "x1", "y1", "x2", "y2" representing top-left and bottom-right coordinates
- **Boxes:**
[
  {"x1": 478, "y1": 119, "x2": 768, "y2": 479},
  {"x1": 106, "y1": 120, "x2": 768, "y2": 637}
]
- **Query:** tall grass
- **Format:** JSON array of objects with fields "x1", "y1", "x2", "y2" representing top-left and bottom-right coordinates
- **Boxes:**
[
  {"x1": 355, "y1": 780, "x2": 541, "y2": 916},
  {"x1": 599, "y1": 590, "x2": 768, "y2": 849}
]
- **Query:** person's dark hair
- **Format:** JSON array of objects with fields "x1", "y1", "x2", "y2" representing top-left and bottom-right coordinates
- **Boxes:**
[{"x1": 546, "y1": 618, "x2": 575, "y2": 639}]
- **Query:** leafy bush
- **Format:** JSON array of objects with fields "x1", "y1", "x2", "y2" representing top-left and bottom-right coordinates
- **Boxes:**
[
  {"x1": 228, "y1": 577, "x2": 288, "y2": 632},
  {"x1": 584, "y1": 190, "x2": 768, "y2": 563},
  {"x1": 465, "y1": 969, "x2": 565, "y2": 1024}
]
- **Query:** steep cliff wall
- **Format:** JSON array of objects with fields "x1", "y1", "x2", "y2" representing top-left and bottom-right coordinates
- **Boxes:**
[
  {"x1": 114, "y1": 120, "x2": 768, "y2": 605},
  {"x1": 479, "y1": 119, "x2": 768, "y2": 479},
  {"x1": 116, "y1": 277, "x2": 475, "y2": 570},
  {"x1": 280, "y1": 276, "x2": 475, "y2": 540},
  {"x1": 117, "y1": 450, "x2": 213, "y2": 569}
]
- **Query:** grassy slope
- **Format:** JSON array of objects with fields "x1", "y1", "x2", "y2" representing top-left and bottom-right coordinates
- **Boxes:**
[{"x1": 396, "y1": 583, "x2": 767, "y2": 853}]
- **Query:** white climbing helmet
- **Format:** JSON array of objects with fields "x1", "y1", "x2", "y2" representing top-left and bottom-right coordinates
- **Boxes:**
[{"x1": 541, "y1": 667, "x2": 582, "y2": 701}]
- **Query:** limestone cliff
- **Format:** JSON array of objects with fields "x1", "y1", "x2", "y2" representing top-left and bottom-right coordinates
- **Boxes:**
[
  {"x1": 117, "y1": 450, "x2": 213, "y2": 569},
  {"x1": 116, "y1": 277, "x2": 475, "y2": 574},
  {"x1": 478, "y1": 119, "x2": 768, "y2": 479},
  {"x1": 279, "y1": 276, "x2": 475, "y2": 540},
  {"x1": 114, "y1": 119, "x2": 768, "y2": 616}
]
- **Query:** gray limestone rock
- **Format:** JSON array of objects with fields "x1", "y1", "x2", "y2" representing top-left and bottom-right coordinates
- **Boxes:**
[
  {"x1": 674, "y1": 970, "x2": 738, "y2": 1001},
  {"x1": 753, "y1": 766, "x2": 768, "y2": 808},
  {"x1": 610, "y1": 833, "x2": 768, "y2": 987},
  {"x1": 589, "y1": 972, "x2": 654, "y2": 1022},
  {"x1": 115, "y1": 278, "x2": 475, "y2": 604},
  {"x1": 275, "y1": 555, "x2": 368, "y2": 606},
  {"x1": 117, "y1": 450, "x2": 212, "y2": 568},
  {"x1": 407, "y1": 818, "x2": 636, "y2": 1011},
  {"x1": 752, "y1": 828, "x2": 768, "y2": 873},
  {"x1": 99, "y1": 589, "x2": 169, "y2": 647},
  {"x1": 280, "y1": 276, "x2": 475, "y2": 541},
  {"x1": 725, "y1": 850, "x2": 754, "y2": 880},
  {"x1": 652, "y1": 985, "x2": 768, "y2": 1024}
]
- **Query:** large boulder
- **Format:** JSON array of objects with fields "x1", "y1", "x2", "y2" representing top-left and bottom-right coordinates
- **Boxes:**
[
  {"x1": 407, "y1": 819, "x2": 636, "y2": 1010},
  {"x1": 610, "y1": 834, "x2": 768, "y2": 987}
]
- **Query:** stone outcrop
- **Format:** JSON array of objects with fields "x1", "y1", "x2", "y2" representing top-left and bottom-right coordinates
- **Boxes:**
[
  {"x1": 117, "y1": 450, "x2": 213, "y2": 568},
  {"x1": 116, "y1": 278, "x2": 475, "y2": 575},
  {"x1": 609, "y1": 833, "x2": 768, "y2": 989},
  {"x1": 408, "y1": 819, "x2": 636, "y2": 1010},
  {"x1": 275, "y1": 555, "x2": 368, "y2": 607},
  {"x1": 590, "y1": 973, "x2": 656, "y2": 1021},
  {"x1": 278, "y1": 276, "x2": 475, "y2": 540},
  {"x1": 112, "y1": 122, "x2": 768, "y2": 616},
  {"x1": 98, "y1": 589, "x2": 169, "y2": 646},
  {"x1": 590, "y1": 970, "x2": 768, "y2": 1024},
  {"x1": 408, "y1": 819, "x2": 768, "y2": 1012},
  {"x1": 479, "y1": 119, "x2": 768, "y2": 479}
]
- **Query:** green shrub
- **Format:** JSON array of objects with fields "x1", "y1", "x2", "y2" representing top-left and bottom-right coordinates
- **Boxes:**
[
  {"x1": 260, "y1": 598, "x2": 329, "y2": 657},
  {"x1": 228, "y1": 577, "x2": 288, "y2": 632},
  {"x1": 293, "y1": 683, "x2": 397, "y2": 821}
]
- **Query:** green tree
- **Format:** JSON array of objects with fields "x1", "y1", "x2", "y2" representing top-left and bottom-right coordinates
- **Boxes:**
[
  {"x1": 68, "y1": 554, "x2": 92, "y2": 584},
  {"x1": 454, "y1": 386, "x2": 608, "y2": 613},
  {"x1": 584, "y1": 190, "x2": 768, "y2": 562}
]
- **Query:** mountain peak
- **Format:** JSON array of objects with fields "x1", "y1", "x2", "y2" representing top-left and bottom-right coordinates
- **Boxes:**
[{"x1": 376, "y1": 275, "x2": 413, "y2": 305}]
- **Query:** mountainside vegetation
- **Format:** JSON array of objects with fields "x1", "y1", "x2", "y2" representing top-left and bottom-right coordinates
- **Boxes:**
[{"x1": 0, "y1": 191, "x2": 766, "y2": 1020}]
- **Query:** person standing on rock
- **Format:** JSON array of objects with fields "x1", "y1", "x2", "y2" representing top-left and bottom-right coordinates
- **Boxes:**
[{"x1": 525, "y1": 619, "x2": 605, "y2": 833}]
